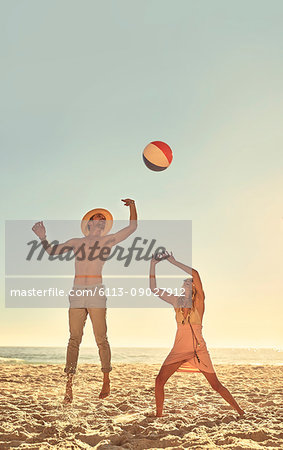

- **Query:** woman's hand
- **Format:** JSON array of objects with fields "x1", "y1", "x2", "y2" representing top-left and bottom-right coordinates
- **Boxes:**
[
  {"x1": 151, "y1": 254, "x2": 159, "y2": 265},
  {"x1": 151, "y1": 253, "x2": 164, "y2": 265},
  {"x1": 151, "y1": 250, "x2": 169, "y2": 264},
  {"x1": 154, "y1": 250, "x2": 176, "y2": 263},
  {"x1": 166, "y1": 251, "x2": 176, "y2": 264}
]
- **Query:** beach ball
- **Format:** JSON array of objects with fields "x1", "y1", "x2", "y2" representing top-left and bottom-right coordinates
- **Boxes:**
[{"x1": 142, "y1": 141, "x2": 173, "y2": 172}]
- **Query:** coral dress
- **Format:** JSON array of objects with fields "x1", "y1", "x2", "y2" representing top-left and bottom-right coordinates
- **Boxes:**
[{"x1": 162, "y1": 302, "x2": 215, "y2": 374}]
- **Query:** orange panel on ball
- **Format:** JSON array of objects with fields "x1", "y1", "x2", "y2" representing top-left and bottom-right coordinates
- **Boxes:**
[{"x1": 143, "y1": 143, "x2": 170, "y2": 168}]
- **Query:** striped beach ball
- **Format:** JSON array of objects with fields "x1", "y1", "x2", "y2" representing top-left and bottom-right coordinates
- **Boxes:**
[{"x1": 142, "y1": 141, "x2": 173, "y2": 172}]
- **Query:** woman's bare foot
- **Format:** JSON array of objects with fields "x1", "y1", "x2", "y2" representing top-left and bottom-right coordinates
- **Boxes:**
[
  {"x1": 144, "y1": 411, "x2": 158, "y2": 418},
  {"x1": 99, "y1": 380, "x2": 110, "y2": 399}
]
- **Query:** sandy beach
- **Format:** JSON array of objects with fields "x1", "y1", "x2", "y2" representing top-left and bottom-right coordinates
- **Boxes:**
[{"x1": 0, "y1": 363, "x2": 282, "y2": 449}]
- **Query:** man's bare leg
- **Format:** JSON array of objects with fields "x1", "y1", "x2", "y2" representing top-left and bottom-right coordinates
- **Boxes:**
[
  {"x1": 99, "y1": 372, "x2": 110, "y2": 399},
  {"x1": 155, "y1": 360, "x2": 186, "y2": 417},
  {"x1": 201, "y1": 371, "x2": 244, "y2": 416},
  {"x1": 63, "y1": 374, "x2": 73, "y2": 405}
]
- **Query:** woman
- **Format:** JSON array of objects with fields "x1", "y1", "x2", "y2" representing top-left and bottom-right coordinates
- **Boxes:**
[{"x1": 150, "y1": 251, "x2": 244, "y2": 417}]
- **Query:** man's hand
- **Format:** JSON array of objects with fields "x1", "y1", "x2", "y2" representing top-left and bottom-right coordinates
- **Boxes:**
[
  {"x1": 32, "y1": 221, "x2": 46, "y2": 240},
  {"x1": 121, "y1": 198, "x2": 135, "y2": 206}
]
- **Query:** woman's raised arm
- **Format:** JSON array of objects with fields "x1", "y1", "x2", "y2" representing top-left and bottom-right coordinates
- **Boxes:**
[
  {"x1": 150, "y1": 254, "x2": 177, "y2": 306},
  {"x1": 166, "y1": 252, "x2": 204, "y2": 298}
]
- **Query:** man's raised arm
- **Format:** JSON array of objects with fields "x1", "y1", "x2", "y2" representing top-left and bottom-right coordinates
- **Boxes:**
[
  {"x1": 32, "y1": 221, "x2": 77, "y2": 255},
  {"x1": 107, "y1": 199, "x2": 137, "y2": 245}
]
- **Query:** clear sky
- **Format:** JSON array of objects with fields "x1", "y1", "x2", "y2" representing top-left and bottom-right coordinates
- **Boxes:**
[{"x1": 1, "y1": 0, "x2": 282, "y2": 348}]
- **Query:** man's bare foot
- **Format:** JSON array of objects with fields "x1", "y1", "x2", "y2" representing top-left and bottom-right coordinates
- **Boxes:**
[
  {"x1": 99, "y1": 381, "x2": 110, "y2": 399},
  {"x1": 63, "y1": 383, "x2": 73, "y2": 405},
  {"x1": 63, "y1": 391, "x2": 73, "y2": 405}
]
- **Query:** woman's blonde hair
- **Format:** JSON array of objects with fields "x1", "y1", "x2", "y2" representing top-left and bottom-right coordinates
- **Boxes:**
[
  {"x1": 177, "y1": 279, "x2": 197, "y2": 310},
  {"x1": 192, "y1": 283, "x2": 197, "y2": 310}
]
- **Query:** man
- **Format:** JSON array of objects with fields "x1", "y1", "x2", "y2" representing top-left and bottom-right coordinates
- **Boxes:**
[{"x1": 32, "y1": 198, "x2": 137, "y2": 402}]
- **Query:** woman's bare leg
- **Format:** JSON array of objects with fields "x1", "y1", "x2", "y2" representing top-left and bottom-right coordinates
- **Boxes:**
[
  {"x1": 155, "y1": 360, "x2": 186, "y2": 417},
  {"x1": 200, "y1": 371, "x2": 244, "y2": 416}
]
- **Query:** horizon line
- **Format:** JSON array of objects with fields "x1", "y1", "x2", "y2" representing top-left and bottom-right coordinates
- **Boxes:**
[{"x1": 0, "y1": 345, "x2": 282, "y2": 351}]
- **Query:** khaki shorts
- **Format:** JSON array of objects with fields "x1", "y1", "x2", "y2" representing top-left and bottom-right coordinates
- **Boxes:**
[{"x1": 69, "y1": 284, "x2": 107, "y2": 308}]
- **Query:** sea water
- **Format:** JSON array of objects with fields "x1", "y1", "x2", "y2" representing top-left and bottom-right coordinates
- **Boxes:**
[{"x1": 0, "y1": 347, "x2": 282, "y2": 365}]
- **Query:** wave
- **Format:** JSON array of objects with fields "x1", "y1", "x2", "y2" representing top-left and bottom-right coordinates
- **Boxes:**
[{"x1": 0, "y1": 356, "x2": 25, "y2": 363}]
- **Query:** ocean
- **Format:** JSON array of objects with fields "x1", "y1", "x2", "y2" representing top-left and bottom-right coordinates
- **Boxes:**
[{"x1": 0, "y1": 347, "x2": 282, "y2": 366}]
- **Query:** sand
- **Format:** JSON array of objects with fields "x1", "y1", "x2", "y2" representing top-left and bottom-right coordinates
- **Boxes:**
[{"x1": 0, "y1": 363, "x2": 282, "y2": 449}]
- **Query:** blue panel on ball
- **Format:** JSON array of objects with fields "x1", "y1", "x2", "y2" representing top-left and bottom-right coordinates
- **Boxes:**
[{"x1": 143, "y1": 155, "x2": 167, "y2": 172}]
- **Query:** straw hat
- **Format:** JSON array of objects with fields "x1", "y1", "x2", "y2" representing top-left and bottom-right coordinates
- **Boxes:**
[{"x1": 81, "y1": 208, "x2": 113, "y2": 236}]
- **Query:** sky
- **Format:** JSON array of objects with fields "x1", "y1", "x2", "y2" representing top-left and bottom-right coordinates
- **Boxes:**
[{"x1": 1, "y1": 0, "x2": 283, "y2": 349}]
